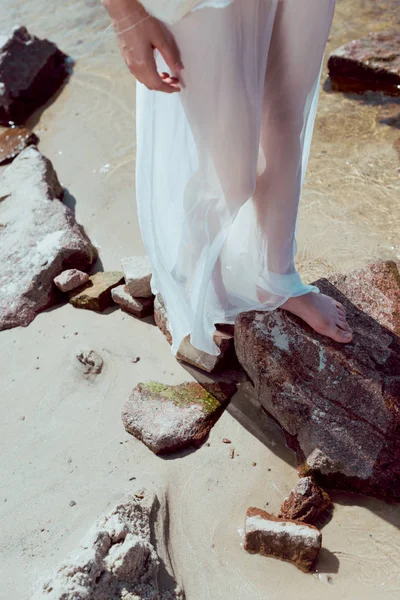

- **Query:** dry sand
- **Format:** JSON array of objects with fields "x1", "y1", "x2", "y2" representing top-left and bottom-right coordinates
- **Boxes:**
[{"x1": 1, "y1": 1, "x2": 400, "y2": 598}]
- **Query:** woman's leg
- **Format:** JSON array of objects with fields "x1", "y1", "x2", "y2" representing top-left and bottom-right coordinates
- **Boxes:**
[{"x1": 254, "y1": 0, "x2": 353, "y2": 343}]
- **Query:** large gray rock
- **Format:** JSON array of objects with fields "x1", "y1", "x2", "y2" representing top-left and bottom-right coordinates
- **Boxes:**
[
  {"x1": 0, "y1": 146, "x2": 97, "y2": 330},
  {"x1": 0, "y1": 26, "x2": 69, "y2": 125},
  {"x1": 32, "y1": 487, "x2": 184, "y2": 600},
  {"x1": 235, "y1": 261, "x2": 400, "y2": 500}
]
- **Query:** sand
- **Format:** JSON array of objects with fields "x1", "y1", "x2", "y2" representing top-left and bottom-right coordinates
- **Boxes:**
[{"x1": 1, "y1": 0, "x2": 400, "y2": 598}]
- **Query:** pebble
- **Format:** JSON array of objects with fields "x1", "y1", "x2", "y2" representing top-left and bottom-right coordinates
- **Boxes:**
[
  {"x1": 222, "y1": 438, "x2": 231, "y2": 444},
  {"x1": 69, "y1": 500, "x2": 76, "y2": 507}
]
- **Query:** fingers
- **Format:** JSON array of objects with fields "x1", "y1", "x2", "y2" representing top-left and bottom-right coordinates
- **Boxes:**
[
  {"x1": 157, "y1": 32, "x2": 184, "y2": 75},
  {"x1": 136, "y1": 47, "x2": 180, "y2": 93}
]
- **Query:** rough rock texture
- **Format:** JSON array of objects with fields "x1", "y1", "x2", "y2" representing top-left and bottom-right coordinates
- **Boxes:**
[
  {"x1": 328, "y1": 30, "x2": 400, "y2": 95},
  {"x1": 154, "y1": 294, "x2": 235, "y2": 373},
  {"x1": 278, "y1": 477, "x2": 333, "y2": 526},
  {"x1": 0, "y1": 26, "x2": 69, "y2": 125},
  {"x1": 69, "y1": 271, "x2": 124, "y2": 312},
  {"x1": 111, "y1": 284, "x2": 154, "y2": 318},
  {"x1": 244, "y1": 507, "x2": 322, "y2": 573},
  {"x1": 0, "y1": 146, "x2": 97, "y2": 331},
  {"x1": 121, "y1": 256, "x2": 152, "y2": 298},
  {"x1": 122, "y1": 381, "x2": 237, "y2": 455},
  {"x1": 31, "y1": 487, "x2": 184, "y2": 600},
  {"x1": 0, "y1": 126, "x2": 38, "y2": 164},
  {"x1": 235, "y1": 261, "x2": 400, "y2": 500},
  {"x1": 54, "y1": 268, "x2": 89, "y2": 292}
]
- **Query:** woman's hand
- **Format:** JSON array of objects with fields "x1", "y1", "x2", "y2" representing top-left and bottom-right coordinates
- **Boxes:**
[{"x1": 102, "y1": 0, "x2": 183, "y2": 93}]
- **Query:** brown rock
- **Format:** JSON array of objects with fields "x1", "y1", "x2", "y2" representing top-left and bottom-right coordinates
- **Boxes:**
[
  {"x1": 279, "y1": 477, "x2": 333, "y2": 526},
  {"x1": 122, "y1": 381, "x2": 236, "y2": 455},
  {"x1": 234, "y1": 261, "x2": 400, "y2": 500},
  {"x1": 328, "y1": 30, "x2": 400, "y2": 96},
  {"x1": 69, "y1": 271, "x2": 124, "y2": 312},
  {"x1": 0, "y1": 147, "x2": 96, "y2": 331},
  {"x1": 54, "y1": 268, "x2": 89, "y2": 292},
  {"x1": 111, "y1": 284, "x2": 154, "y2": 318},
  {"x1": 121, "y1": 255, "x2": 152, "y2": 297},
  {"x1": 154, "y1": 294, "x2": 235, "y2": 372},
  {"x1": 0, "y1": 127, "x2": 39, "y2": 164},
  {"x1": 244, "y1": 507, "x2": 322, "y2": 573},
  {"x1": 0, "y1": 26, "x2": 69, "y2": 126}
]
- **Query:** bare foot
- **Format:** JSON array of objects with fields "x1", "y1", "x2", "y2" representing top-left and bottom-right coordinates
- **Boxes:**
[{"x1": 280, "y1": 292, "x2": 353, "y2": 343}]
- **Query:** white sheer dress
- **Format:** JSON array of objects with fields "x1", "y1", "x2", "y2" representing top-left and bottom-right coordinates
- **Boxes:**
[{"x1": 135, "y1": 0, "x2": 336, "y2": 355}]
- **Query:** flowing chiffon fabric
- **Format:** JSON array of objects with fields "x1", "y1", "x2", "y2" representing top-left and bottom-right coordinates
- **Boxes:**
[{"x1": 135, "y1": 0, "x2": 336, "y2": 355}]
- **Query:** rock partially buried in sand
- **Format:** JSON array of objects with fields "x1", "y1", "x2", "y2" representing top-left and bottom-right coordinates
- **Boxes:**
[
  {"x1": 76, "y1": 349, "x2": 103, "y2": 377},
  {"x1": 328, "y1": 30, "x2": 400, "y2": 96},
  {"x1": 54, "y1": 268, "x2": 89, "y2": 292},
  {"x1": 154, "y1": 294, "x2": 235, "y2": 372},
  {"x1": 111, "y1": 284, "x2": 154, "y2": 318},
  {"x1": 244, "y1": 507, "x2": 322, "y2": 573},
  {"x1": 31, "y1": 487, "x2": 184, "y2": 600},
  {"x1": 279, "y1": 477, "x2": 333, "y2": 526},
  {"x1": 235, "y1": 261, "x2": 400, "y2": 500},
  {"x1": 122, "y1": 381, "x2": 236, "y2": 454},
  {"x1": 0, "y1": 126, "x2": 39, "y2": 164},
  {"x1": 0, "y1": 146, "x2": 97, "y2": 331},
  {"x1": 0, "y1": 26, "x2": 70, "y2": 126},
  {"x1": 69, "y1": 271, "x2": 124, "y2": 312},
  {"x1": 121, "y1": 255, "x2": 153, "y2": 297}
]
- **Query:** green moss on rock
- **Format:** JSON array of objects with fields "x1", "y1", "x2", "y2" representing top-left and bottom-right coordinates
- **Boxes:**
[{"x1": 140, "y1": 381, "x2": 223, "y2": 415}]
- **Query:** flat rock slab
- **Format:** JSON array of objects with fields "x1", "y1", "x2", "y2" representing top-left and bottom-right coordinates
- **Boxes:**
[
  {"x1": 121, "y1": 255, "x2": 152, "y2": 297},
  {"x1": 122, "y1": 381, "x2": 237, "y2": 455},
  {"x1": 235, "y1": 261, "x2": 400, "y2": 500},
  {"x1": 32, "y1": 487, "x2": 184, "y2": 600},
  {"x1": 279, "y1": 477, "x2": 332, "y2": 526},
  {"x1": 0, "y1": 126, "x2": 39, "y2": 164},
  {"x1": 154, "y1": 294, "x2": 234, "y2": 373},
  {"x1": 0, "y1": 146, "x2": 97, "y2": 331},
  {"x1": 328, "y1": 30, "x2": 400, "y2": 95},
  {"x1": 111, "y1": 284, "x2": 154, "y2": 318},
  {"x1": 69, "y1": 271, "x2": 124, "y2": 312},
  {"x1": 244, "y1": 507, "x2": 322, "y2": 573},
  {"x1": 54, "y1": 268, "x2": 89, "y2": 292},
  {"x1": 0, "y1": 26, "x2": 69, "y2": 125}
]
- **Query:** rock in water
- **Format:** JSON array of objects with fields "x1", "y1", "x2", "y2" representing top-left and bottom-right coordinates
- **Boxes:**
[
  {"x1": 122, "y1": 381, "x2": 236, "y2": 454},
  {"x1": 0, "y1": 127, "x2": 39, "y2": 164},
  {"x1": 328, "y1": 31, "x2": 400, "y2": 96},
  {"x1": 121, "y1": 255, "x2": 153, "y2": 297},
  {"x1": 54, "y1": 268, "x2": 89, "y2": 292},
  {"x1": 0, "y1": 147, "x2": 97, "y2": 331},
  {"x1": 111, "y1": 284, "x2": 154, "y2": 318},
  {"x1": 69, "y1": 271, "x2": 124, "y2": 312},
  {"x1": 0, "y1": 26, "x2": 69, "y2": 125},
  {"x1": 244, "y1": 507, "x2": 322, "y2": 573},
  {"x1": 31, "y1": 487, "x2": 184, "y2": 600},
  {"x1": 154, "y1": 294, "x2": 234, "y2": 373},
  {"x1": 279, "y1": 477, "x2": 332, "y2": 526},
  {"x1": 235, "y1": 261, "x2": 400, "y2": 501}
]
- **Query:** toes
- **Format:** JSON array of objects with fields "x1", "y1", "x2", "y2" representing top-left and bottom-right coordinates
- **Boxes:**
[
  {"x1": 332, "y1": 326, "x2": 353, "y2": 343},
  {"x1": 335, "y1": 301, "x2": 346, "y2": 313},
  {"x1": 336, "y1": 318, "x2": 351, "y2": 332}
]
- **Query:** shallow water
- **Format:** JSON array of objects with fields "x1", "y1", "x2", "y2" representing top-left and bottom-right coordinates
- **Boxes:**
[{"x1": 1, "y1": 1, "x2": 400, "y2": 599}]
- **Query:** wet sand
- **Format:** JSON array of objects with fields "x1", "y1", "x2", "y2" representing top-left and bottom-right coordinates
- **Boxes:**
[{"x1": 1, "y1": 1, "x2": 400, "y2": 599}]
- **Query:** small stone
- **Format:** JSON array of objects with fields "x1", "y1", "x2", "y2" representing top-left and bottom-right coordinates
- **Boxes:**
[
  {"x1": 244, "y1": 507, "x2": 322, "y2": 573},
  {"x1": 69, "y1": 272, "x2": 124, "y2": 312},
  {"x1": 230, "y1": 447, "x2": 235, "y2": 459},
  {"x1": 76, "y1": 349, "x2": 103, "y2": 376},
  {"x1": 154, "y1": 294, "x2": 235, "y2": 373},
  {"x1": 111, "y1": 284, "x2": 154, "y2": 318},
  {"x1": 222, "y1": 438, "x2": 231, "y2": 444},
  {"x1": 122, "y1": 381, "x2": 236, "y2": 455},
  {"x1": 0, "y1": 127, "x2": 39, "y2": 164},
  {"x1": 252, "y1": 462, "x2": 257, "y2": 467},
  {"x1": 279, "y1": 477, "x2": 333, "y2": 526},
  {"x1": 206, "y1": 443, "x2": 211, "y2": 447},
  {"x1": 54, "y1": 269, "x2": 89, "y2": 292},
  {"x1": 69, "y1": 500, "x2": 76, "y2": 507},
  {"x1": 132, "y1": 357, "x2": 140, "y2": 364},
  {"x1": 121, "y1": 255, "x2": 152, "y2": 298},
  {"x1": 19, "y1": 416, "x2": 25, "y2": 421}
]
